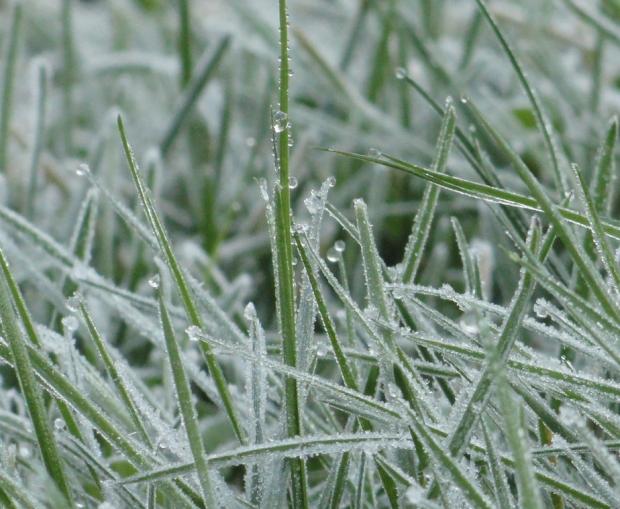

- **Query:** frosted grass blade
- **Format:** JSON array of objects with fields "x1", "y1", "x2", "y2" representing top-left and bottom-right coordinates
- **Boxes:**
[
  {"x1": 158, "y1": 284, "x2": 216, "y2": 507},
  {"x1": 117, "y1": 115, "x2": 246, "y2": 444},
  {"x1": 497, "y1": 374, "x2": 544, "y2": 509},
  {"x1": 0, "y1": 249, "x2": 74, "y2": 506}
]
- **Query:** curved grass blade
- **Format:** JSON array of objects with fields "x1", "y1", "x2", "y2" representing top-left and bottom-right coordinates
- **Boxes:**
[
  {"x1": 0, "y1": 337, "x2": 199, "y2": 508},
  {"x1": 325, "y1": 149, "x2": 620, "y2": 241}
]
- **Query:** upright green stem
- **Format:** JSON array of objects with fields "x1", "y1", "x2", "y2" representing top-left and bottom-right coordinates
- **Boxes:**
[
  {"x1": 61, "y1": 0, "x2": 74, "y2": 154},
  {"x1": 0, "y1": 1, "x2": 21, "y2": 173},
  {"x1": 177, "y1": 0, "x2": 192, "y2": 87},
  {"x1": 275, "y1": 1, "x2": 307, "y2": 507}
]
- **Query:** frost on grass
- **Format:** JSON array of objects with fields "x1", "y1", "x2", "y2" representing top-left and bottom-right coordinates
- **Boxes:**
[{"x1": 0, "y1": 0, "x2": 618, "y2": 507}]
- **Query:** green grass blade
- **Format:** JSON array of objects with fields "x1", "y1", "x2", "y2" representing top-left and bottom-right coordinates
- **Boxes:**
[
  {"x1": 26, "y1": 59, "x2": 48, "y2": 220},
  {"x1": 294, "y1": 233, "x2": 357, "y2": 391},
  {"x1": 275, "y1": 1, "x2": 307, "y2": 506},
  {"x1": 407, "y1": 414, "x2": 493, "y2": 509},
  {"x1": 481, "y1": 419, "x2": 513, "y2": 508},
  {"x1": 445, "y1": 218, "x2": 541, "y2": 459},
  {"x1": 572, "y1": 162, "x2": 620, "y2": 293},
  {"x1": 463, "y1": 98, "x2": 620, "y2": 323},
  {"x1": 401, "y1": 101, "x2": 456, "y2": 284},
  {"x1": 563, "y1": 0, "x2": 620, "y2": 46},
  {"x1": 117, "y1": 115, "x2": 246, "y2": 444},
  {"x1": 0, "y1": 249, "x2": 74, "y2": 506},
  {"x1": 326, "y1": 149, "x2": 620, "y2": 241},
  {"x1": 158, "y1": 282, "x2": 216, "y2": 507},
  {"x1": 591, "y1": 117, "x2": 618, "y2": 215},
  {"x1": 0, "y1": 0, "x2": 21, "y2": 173},
  {"x1": 497, "y1": 374, "x2": 544, "y2": 509},
  {"x1": 177, "y1": 0, "x2": 192, "y2": 86},
  {"x1": 354, "y1": 199, "x2": 393, "y2": 348},
  {"x1": 450, "y1": 217, "x2": 483, "y2": 298},
  {"x1": 78, "y1": 300, "x2": 152, "y2": 446},
  {"x1": 0, "y1": 468, "x2": 38, "y2": 509},
  {"x1": 60, "y1": 0, "x2": 74, "y2": 154},
  {"x1": 474, "y1": 0, "x2": 566, "y2": 192},
  {"x1": 159, "y1": 36, "x2": 231, "y2": 156}
]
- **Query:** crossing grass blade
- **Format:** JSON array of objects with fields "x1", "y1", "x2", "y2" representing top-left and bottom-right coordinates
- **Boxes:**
[
  {"x1": 0, "y1": 249, "x2": 74, "y2": 507},
  {"x1": 117, "y1": 115, "x2": 246, "y2": 444}
]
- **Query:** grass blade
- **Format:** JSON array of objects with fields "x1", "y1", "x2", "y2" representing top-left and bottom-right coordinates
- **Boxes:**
[
  {"x1": 474, "y1": 0, "x2": 567, "y2": 192},
  {"x1": 117, "y1": 115, "x2": 246, "y2": 444},
  {"x1": 158, "y1": 279, "x2": 216, "y2": 507},
  {"x1": 0, "y1": 249, "x2": 74, "y2": 506},
  {"x1": 159, "y1": 36, "x2": 231, "y2": 156},
  {"x1": 0, "y1": 0, "x2": 21, "y2": 173},
  {"x1": 497, "y1": 374, "x2": 544, "y2": 509}
]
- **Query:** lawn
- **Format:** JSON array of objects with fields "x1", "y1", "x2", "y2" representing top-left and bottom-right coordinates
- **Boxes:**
[{"x1": 0, "y1": 0, "x2": 619, "y2": 507}]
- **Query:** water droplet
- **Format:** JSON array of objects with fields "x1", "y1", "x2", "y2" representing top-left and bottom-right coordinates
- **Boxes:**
[
  {"x1": 76, "y1": 164, "x2": 90, "y2": 177},
  {"x1": 273, "y1": 111, "x2": 289, "y2": 133},
  {"x1": 186, "y1": 325, "x2": 201, "y2": 342},
  {"x1": 460, "y1": 96, "x2": 469, "y2": 105},
  {"x1": 148, "y1": 275, "x2": 160, "y2": 289},
  {"x1": 326, "y1": 247, "x2": 339, "y2": 263},
  {"x1": 316, "y1": 343, "x2": 328, "y2": 357},
  {"x1": 18, "y1": 444, "x2": 31, "y2": 459},
  {"x1": 334, "y1": 240, "x2": 345, "y2": 253},
  {"x1": 325, "y1": 176, "x2": 336, "y2": 188},
  {"x1": 245, "y1": 137, "x2": 256, "y2": 148},
  {"x1": 65, "y1": 293, "x2": 81, "y2": 313},
  {"x1": 61, "y1": 315, "x2": 79, "y2": 334},
  {"x1": 288, "y1": 176, "x2": 298, "y2": 189},
  {"x1": 395, "y1": 67, "x2": 407, "y2": 80},
  {"x1": 459, "y1": 313, "x2": 479, "y2": 335},
  {"x1": 368, "y1": 148, "x2": 381, "y2": 158},
  {"x1": 54, "y1": 418, "x2": 66, "y2": 432}
]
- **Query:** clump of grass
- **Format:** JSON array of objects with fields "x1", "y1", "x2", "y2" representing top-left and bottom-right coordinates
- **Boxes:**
[{"x1": 0, "y1": 0, "x2": 618, "y2": 507}]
